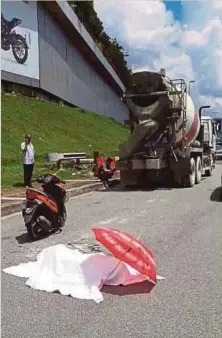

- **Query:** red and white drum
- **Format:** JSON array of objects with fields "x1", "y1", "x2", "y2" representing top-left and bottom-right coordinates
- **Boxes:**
[{"x1": 174, "y1": 93, "x2": 200, "y2": 149}]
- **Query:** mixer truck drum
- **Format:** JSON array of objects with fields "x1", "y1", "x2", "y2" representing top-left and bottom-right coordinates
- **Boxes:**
[{"x1": 126, "y1": 71, "x2": 173, "y2": 109}]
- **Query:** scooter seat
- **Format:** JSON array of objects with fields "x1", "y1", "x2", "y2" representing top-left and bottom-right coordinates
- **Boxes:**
[
  {"x1": 26, "y1": 187, "x2": 48, "y2": 198},
  {"x1": 26, "y1": 188, "x2": 57, "y2": 206}
]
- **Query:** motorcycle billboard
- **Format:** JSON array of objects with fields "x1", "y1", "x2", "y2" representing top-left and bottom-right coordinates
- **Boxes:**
[{"x1": 1, "y1": 1, "x2": 39, "y2": 80}]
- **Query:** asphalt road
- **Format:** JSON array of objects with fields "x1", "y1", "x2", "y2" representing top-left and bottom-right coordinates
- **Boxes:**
[{"x1": 2, "y1": 164, "x2": 222, "y2": 338}]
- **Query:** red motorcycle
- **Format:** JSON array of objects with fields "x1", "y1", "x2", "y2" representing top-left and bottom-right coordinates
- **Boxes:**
[
  {"x1": 22, "y1": 174, "x2": 68, "y2": 241},
  {"x1": 92, "y1": 164, "x2": 118, "y2": 188}
]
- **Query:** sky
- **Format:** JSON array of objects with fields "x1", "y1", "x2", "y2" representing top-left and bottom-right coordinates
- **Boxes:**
[{"x1": 94, "y1": 0, "x2": 222, "y2": 117}]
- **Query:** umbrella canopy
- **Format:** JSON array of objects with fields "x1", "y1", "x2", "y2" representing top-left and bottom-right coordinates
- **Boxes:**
[{"x1": 91, "y1": 226, "x2": 157, "y2": 284}]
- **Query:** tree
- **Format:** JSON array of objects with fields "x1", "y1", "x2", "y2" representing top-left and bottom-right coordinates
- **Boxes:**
[{"x1": 68, "y1": 1, "x2": 104, "y2": 42}]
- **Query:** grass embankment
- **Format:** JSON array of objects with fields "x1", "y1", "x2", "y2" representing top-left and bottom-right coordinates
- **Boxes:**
[{"x1": 1, "y1": 92, "x2": 129, "y2": 188}]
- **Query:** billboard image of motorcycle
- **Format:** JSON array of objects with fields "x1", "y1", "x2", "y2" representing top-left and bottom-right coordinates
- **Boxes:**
[{"x1": 1, "y1": 12, "x2": 29, "y2": 65}]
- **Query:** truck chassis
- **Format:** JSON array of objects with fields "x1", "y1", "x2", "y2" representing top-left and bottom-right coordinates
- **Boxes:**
[{"x1": 118, "y1": 146, "x2": 215, "y2": 188}]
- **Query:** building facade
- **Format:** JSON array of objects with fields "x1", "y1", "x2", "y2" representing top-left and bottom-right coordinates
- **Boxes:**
[{"x1": 1, "y1": 1, "x2": 129, "y2": 123}]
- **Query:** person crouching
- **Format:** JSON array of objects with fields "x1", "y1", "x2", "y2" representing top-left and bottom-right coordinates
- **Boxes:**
[{"x1": 97, "y1": 157, "x2": 116, "y2": 186}]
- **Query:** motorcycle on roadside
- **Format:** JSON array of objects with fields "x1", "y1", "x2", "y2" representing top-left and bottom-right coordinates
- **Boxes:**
[
  {"x1": 22, "y1": 174, "x2": 68, "y2": 241},
  {"x1": 92, "y1": 165, "x2": 118, "y2": 189}
]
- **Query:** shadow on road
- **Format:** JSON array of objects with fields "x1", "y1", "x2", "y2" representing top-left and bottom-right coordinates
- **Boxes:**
[
  {"x1": 102, "y1": 280, "x2": 155, "y2": 296},
  {"x1": 210, "y1": 187, "x2": 222, "y2": 202},
  {"x1": 98, "y1": 179, "x2": 174, "y2": 193},
  {"x1": 15, "y1": 229, "x2": 63, "y2": 244},
  {"x1": 15, "y1": 233, "x2": 32, "y2": 244}
]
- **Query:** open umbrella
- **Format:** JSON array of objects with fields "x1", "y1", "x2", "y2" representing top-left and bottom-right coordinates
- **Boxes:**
[{"x1": 91, "y1": 226, "x2": 157, "y2": 284}]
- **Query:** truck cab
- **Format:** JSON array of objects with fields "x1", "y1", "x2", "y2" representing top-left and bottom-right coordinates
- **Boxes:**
[{"x1": 200, "y1": 116, "x2": 217, "y2": 164}]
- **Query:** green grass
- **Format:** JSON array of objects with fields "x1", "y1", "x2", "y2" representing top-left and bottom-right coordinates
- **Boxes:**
[{"x1": 1, "y1": 92, "x2": 129, "y2": 188}]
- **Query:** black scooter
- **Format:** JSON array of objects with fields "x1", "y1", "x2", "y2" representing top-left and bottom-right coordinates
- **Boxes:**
[
  {"x1": 22, "y1": 174, "x2": 68, "y2": 241},
  {"x1": 1, "y1": 12, "x2": 29, "y2": 64}
]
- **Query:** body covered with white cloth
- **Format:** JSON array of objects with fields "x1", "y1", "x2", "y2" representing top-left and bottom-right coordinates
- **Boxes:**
[{"x1": 3, "y1": 245, "x2": 164, "y2": 303}]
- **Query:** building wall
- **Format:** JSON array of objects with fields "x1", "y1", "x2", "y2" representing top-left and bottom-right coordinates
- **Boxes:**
[
  {"x1": 37, "y1": 5, "x2": 128, "y2": 122},
  {"x1": 1, "y1": 1, "x2": 129, "y2": 123}
]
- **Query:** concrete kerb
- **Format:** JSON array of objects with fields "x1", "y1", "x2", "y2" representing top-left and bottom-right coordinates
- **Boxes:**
[
  {"x1": 66, "y1": 182, "x2": 104, "y2": 198},
  {"x1": 1, "y1": 182, "x2": 104, "y2": 218}
]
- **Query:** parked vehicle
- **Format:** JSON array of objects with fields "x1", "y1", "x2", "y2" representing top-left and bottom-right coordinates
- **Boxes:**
[
  {"x1": 216, "y1": 143, "x2": 222, "y2": 160},
  {"x1": 220, "y1": 171, "x2": 222, "y2": 201},
  {"x1": 22, "y1": 174, "x2": 67, "y2": 241},
  {"x1": 92, "y1": 157, "x2": 118, "y2": 188},
  {"x1": 118, "y1": 70, "x2": 216, "y2": 188},
  {"x1": 1, "y1": 12, "x2": 29, "y2": 64}
]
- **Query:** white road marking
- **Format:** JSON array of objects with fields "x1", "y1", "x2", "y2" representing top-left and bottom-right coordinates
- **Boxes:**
[
  {"x1": 1, "y1": 211, "x2": 22, "y2": 220},
  {"x1": 98, "y1": 217, "x2": 119, "y2": 226},
  {"x1": 136, "y1": 210, "x2": 148, "y2": 218},
  {"x1": 117, "y1": 219, "x2": 129, "y2": 224},
  {"x1": 146, "y1": 199, "x2": 156, "y2": 203}
]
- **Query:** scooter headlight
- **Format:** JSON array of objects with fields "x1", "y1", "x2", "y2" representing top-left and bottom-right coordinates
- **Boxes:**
[{"x1": 25, "y1": 207, "x2": 33, "y2": 214}]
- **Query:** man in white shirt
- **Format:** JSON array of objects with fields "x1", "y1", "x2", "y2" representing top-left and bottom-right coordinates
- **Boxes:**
[{"x1": 21, "y1": 134, "x2": 35, "y2": 187}]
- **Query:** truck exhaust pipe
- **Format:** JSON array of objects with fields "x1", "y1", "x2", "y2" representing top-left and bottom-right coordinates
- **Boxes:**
[{"x1": 199, "y1": 105, "x2": 211, "y2": 120}]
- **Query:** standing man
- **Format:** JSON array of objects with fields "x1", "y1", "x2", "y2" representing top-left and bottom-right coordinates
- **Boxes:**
[{"x1": 21, "y1": 134, "x2": 35, "y2": 188}]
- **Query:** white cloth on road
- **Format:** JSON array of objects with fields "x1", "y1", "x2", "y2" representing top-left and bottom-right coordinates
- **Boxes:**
[{"x1": 3, "y1": 244, "x2": 164, "y2": 303}]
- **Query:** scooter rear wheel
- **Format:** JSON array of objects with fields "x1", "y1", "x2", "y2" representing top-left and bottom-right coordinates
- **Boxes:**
[
  {"x1": 59, "y1": 206, "x2": 67, "y2": 227},
  {"x1": 27, "y1": 221, "x2": 41, "y2": 241}
]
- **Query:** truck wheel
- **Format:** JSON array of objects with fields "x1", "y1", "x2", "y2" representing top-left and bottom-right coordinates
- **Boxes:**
[
  {"x1": 183, "y1": 157, "x2": 196, "y2": 187},
  {"x1": 212, "y1": 154, "x2": 216, "y2": 169},
  {"x1": 195, "y1": 156, "x2": 202, "y2": 184},
  {"x1": 205, "y1": 155, "x2": 213, "y2": 176},
  {"x1": 205, "y1": 168, "x2": 212, "y2": 176}
]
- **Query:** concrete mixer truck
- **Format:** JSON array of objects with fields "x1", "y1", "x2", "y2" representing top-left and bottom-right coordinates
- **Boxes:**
[{"x1": 118, "y1": 70, "x2": 216, "y2": 188}]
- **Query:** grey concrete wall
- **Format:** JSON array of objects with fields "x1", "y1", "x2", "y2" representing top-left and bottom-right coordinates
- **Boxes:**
[
  {"x1": 37, "y1": 5, "x2": 129, "y2": 123},
  {"x1": 56, "y1": 0, "x2": 125, "y2": 93},
  {"x1": 1, "y1": 71, "x2": 39, "y2": 88}
]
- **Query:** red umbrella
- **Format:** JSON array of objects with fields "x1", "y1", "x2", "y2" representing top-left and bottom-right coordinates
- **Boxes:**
[{"x1": 91, "y1": 226, "x2": 157, "y2": 284}]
